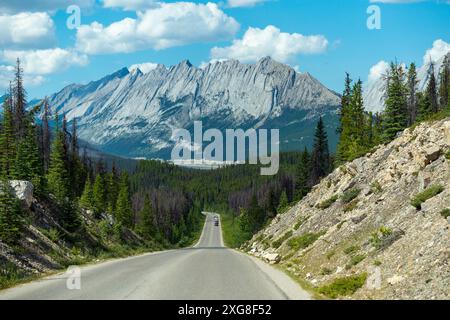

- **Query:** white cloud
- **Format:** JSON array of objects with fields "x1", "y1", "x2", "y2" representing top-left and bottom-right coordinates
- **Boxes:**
[
  {"x1": 0, "y1": 0, "x2": 93, "y2": 13},
  {"x1": 0, "y1": 12, "x2": 55, "y2": 49},
  {"x1": 0, "y1": 49, "x2": 88, "y2": 75},
  {"x1": 102, "y1": 0, "x2": 159, "y2": 11},
  {"x1": 423, "y1": 39, "x2": 450, "y2": 64},
  {"x1": 367, "y1": 60, "x2": 390, "y2": 84},
  {"x1": 129, "y1": 62, "x2": 158, "y2": 74},
  {"x1": 76, "y1": 2, "x2": 239, "y2": 54},
  {"x1": 0, "y1": 65, "x2": 45, "y2": 91},
  {"x1": 210, "y1": 25, "x2": 328, "y2": 63},
  {"x1": 227, "y1": 0, "x2": 267, "y2": 8}
]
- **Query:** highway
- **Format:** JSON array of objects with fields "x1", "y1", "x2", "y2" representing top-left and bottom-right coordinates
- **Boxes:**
[{"x1": 0, "y1": 213, "x2": 310, "y2": 300}]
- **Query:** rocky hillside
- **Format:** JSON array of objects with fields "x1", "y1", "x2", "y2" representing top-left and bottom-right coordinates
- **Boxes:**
[
  {"x1": 0, "y1": 181, "x2": 158, "y2": 288},
  {"x1": 245, "y1": 118, "x2": 450, "y2": 299},
  {"x1": 45, "y1": 57, "x2": 340, "y2": 158}
]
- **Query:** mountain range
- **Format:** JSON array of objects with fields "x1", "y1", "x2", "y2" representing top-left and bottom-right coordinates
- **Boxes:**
[{"x1": 44, "y1": 57, "x2": 341, "y2": 159}]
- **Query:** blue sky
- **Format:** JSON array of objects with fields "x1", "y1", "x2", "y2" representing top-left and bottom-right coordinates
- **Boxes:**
[{"x1": 0, "y1": 0, "x2": 449, "y2": 99}]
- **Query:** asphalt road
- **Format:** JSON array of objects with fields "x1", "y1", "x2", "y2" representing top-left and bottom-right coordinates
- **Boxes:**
[{"x1": 0, "y1": 213, "x2": 310, "y2": 300}]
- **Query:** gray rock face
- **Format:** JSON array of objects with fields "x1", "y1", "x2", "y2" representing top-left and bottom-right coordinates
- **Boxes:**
[
  {"x1": 45, "y1": 57, "x2": 340, "y2": 158},
  {"x1": 246, "y1": 118, "x2": 450, "y2": 299},
  {"x1": 9, "y1": 180, "x2": 34, "y2": 207}
]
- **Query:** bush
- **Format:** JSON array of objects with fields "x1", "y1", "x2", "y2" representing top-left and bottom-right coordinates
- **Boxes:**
[
  {"x1": 317, "y1": 195, "x2": 339, "y2": 209},
  {"x1": 445, "y1": 150, "x2": 450, "y2": 160},
  {"x1": 272, "y1": 230, "x2": 293, "y2": 248},
  {"x1": 346, "y1": 254, "x2": 366, "y2": 269},
  {"x1": 288, "y1": 231, "x2": 325, "y2": 250},
  {"x1": 341, "y1": 188, "x2": 361, "y2": 204},
  {"x1": 441, "y1": 208, "x2": 450, "y2": 219},
  {"x1": 318, "y1": 273, "x2": 367, "y2": 299},
  {"x1": 410, "y1": 184, "x2": 444, "y2": 209},
  {"x1": 294, "y1": 216, "x2": 309, "y2": 230},
  {"x1": 343, "y1": 245, "x2": 360, "y2": 255}
]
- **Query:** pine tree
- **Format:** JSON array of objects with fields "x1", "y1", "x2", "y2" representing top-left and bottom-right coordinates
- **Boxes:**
[
  {"x1": 107, "y1": 162, "x2": 119, "y2": 214},
  {"x1": 138, "y1": 194, "x2": 156, "y2": 239},
  {"x1": 382, "y1": 63, "x2": 408, "y2": 142},
  {"x1": 427, "y1": 62, "x2": 438, "y2": 113},
  {"x1": 41, "y1": 98, "x2": 51, "y2": 173},
  {"x1": 406, "y1": 63, "x2": 418, "y2": 125},
  {"x1": 309, "y1": 117, "x2": 330, "y2": 185},
  {"x1": 0, "y1": 179, "x2": 22, "y2": 244},
  {"x1": 335, "y1": 73, "x2": 352, "y2": 165},
  {"x1": 294, "y1": 147, "x2": 310, "y2": 201},
  {"x1": 116, "y1": 172, "x2": 133, "y2": 228},
  {"x1": 47, "y1": 112, "x2": 70, "y2": 204},
  {"x1": 92, "y1": 174, "x2": 107, "y2": 215},
  {"x1": 79, "y1": 176, "x2": 94, "y2": 210},
  {"x1": 439, "y1": 55, "x2": 449, "y2": 110},
  {"x1": 0, "y1": 98, "x2": 16, "y2": 178},
  {"x1": 417, "y1": 91, "x2": 431, "y2": 121},
  {"x1": 12, "y1": 58, "x2": 27, "y2": 139}
]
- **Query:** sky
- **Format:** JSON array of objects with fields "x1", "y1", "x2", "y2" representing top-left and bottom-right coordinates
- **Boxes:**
[{"x1": 0, "y1": 0, "x2": 449, "y2": 99}]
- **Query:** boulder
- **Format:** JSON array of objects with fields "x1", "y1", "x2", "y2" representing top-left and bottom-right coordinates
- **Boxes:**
[
  {"x1": 262, "y1": 252, "x2": 281, "y2": 264},
  {"x1": 424, "y1": 146, "x2": 441, "y2": 164},
  {"x1": 9, "y1": 180, "x2": 34, "y2": 207},
  {"x1": 387, "y1": 275, "x2": 405, "y2": 285}
]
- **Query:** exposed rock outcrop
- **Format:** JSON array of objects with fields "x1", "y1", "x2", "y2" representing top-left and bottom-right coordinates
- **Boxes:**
[
  {"x1": 245, "y1": 118, "x2": 450, "y2": 299},
  {"x1": 9, "y1": 180, "x2": 34, "y2": 208}
]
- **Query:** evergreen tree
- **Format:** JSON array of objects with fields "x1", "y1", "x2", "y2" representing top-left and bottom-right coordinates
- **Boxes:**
[
  {"x1": 309, "y1": 117, "x2": 330, "y2": 185},
  {"x1": 439, "y1": 55, "x2": 449, "y2": 110},
  {"x1": 294, "y1": 147, "x2": 310, "y2": 201},
  {"x1": 427, "y1": 62, "x2": 438, "y2": 113},
  {"x1": 382, "y1": 63, "x2": 408, "y2": 142},
  {"x1": 116, "y1": 172, "x2": 133, "y2": 228},
  {"x1": 41, "y1": 98, "x2": 51, "y2": 173},
  {"x1": 79, "y1": 176, "x2": 94, "y2": 210},
  {"x1": 266, "y1": 188, "x2": 277, "y2": 218},
  {"x1": 417, "y1": 91, "x2": 431, "y2": 121},
  {"x1": 0, "y1": 179, "x2": 22, "y2": 244},
  {"x1": 47, "y1": 113, "x2": 70, "y2": 204},
  {"x1": 335, "y1": 73, "x2": 352, "y2": 164},
  {"x1": 406, "y1": 63, "x2": 418, "y2": 125},
  {"x1": 106, "y1": 162, "x2": 119, "y2": 213},
  {"x1": 12, "y1": 58, "x2": 27, "y2": 138},
  {"x1": 92, "y1": 174, "x2": 107, "y2": 215},
  {"x1": 0, "y1": 98, "x2": 16, "y2": 178},
  {"x1": 138, "y1": 194, "x2": 156, "y2": 239}
]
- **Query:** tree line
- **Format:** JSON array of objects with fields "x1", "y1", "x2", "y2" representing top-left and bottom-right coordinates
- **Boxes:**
[{"x1": 336, "y1": 55, "x2": 450, "y2": 165}]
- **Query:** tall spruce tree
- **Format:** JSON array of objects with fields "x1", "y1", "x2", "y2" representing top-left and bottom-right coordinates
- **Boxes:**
[
  {"x1": 41, "y1": 98, "x2": 51, "y2": 173},
  {"x1": 0, "y1": 98, "x2": 16, "y2": 178},
  {"x1": 335, "y1": 73, "x2": 352, "y2": 165},
  {"x1": 427, "y1": 62, "x2": 438, "y2": 113},
  {"x1": 138, "y1": 194, "x2": 156, "y2": 239},
  {"x1": 382, "y1": 63, "x2": 408, "y2": 142},
  {"x1": 406, "y1": 63, "x2": 418, "y2": 125},
  {"x1": 294, "y1": 147, "x2": 311, "y2": 201},
  {"x1": 439, "y1": 55, "x2": 449, "y2": 110},
  {"x1": 12, "y1": 58, "x2": 27, "y2": 139},
  {"x1": 0, "y1": 178, "x2": 22, "y2": 244},
  {"x1": 309, "y1": 117, "x2": 330, "y2": 185},
  {"x1": 116, "y1": 172, "x2": 133, "y2": 228}
]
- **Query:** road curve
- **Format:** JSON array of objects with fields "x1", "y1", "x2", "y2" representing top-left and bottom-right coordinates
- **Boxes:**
[{"x1": 0, "y1": 213, "x2": 310, "y2": 300}]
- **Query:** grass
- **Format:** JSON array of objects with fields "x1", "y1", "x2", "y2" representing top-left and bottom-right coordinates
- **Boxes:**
[
  {"x1": 441, "y1": 208, "x2": 450, "y2": 219},
  {"x1": 445, "y1": 150, "x2": 450, "y2": 160},
  {"x1": 288, "y1": 231, "x2": 325, "y2": 250},
  {"x1": 316, "y1": 195, "x2": 339, "y2": 209},
  {"x1": 220, "y1": 213, "x2": 251, "y2": 248},
  {"x1": 294, "y1": 216, "x2": 309, "y2": 230},
  {"x1": 318, "y1": 273, "x2": 368, "y2": 299},
  {"x1": 346, "y1": 254, "x2": 366, "y2": 270},
  {"x1": 272, "y1": 230, "x2": 293, "y2": 249},
  {"x1": 410, "y1": 184, "x2": 444, "y2": 209},
  {"x1": 341, "y1": 188, "x2": 361, "y2": 204},
  {"x1": 343, "y1": 245, "x2": 360, "y2": 255}
]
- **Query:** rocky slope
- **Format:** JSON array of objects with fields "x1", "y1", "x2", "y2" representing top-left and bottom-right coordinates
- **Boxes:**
[
  {"x1": 45, "y1": 57, "x2": 340, "y2": 159},
  {"x1": 245, "y1": 118, "x2": 450, "y2": 299}
]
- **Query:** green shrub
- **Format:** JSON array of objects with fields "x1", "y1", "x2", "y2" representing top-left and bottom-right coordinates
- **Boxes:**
[
  {"x1": 317, "y1": 195, "x2": 338, "y2": 209},
  {"x1": 321, "y1": 267, "x2": 333, "y2": 275},
  {"x1": 346, "y1": 254, "x2": 366, "y2": 269},
  {"x1": 272, "y1": 230, "x2": 293, "y2": 248},
  {"x1": 288, "y1": 231, "x2": 325, "y2": 250},
  {"x1": 371, "y1": 181, "x2": 383, "y2": 193},
  {"x1": 441, "y1": 208, "x2": 450, "y2": 219},
  {"x1": 318, "y1": 273, "x2": 367, "y2": 299},
  {"x1": 373, "y1": 260, "x2": 382, "y2": 266},
  {"x1": 326, "y1": 250, "x2": 335, "y2": 260},
  {"x1": 410, "y1": 184, "x2": 444, "y2": 209},
  {"x1": 341, "y1": 188, "x2": 361, "y2": 204},
  {"x1": 445, "y1": 150, "x2": 450, "y2": 160},
  {"x1": 343, "y1": 245, "x2": 360, "y2": 255},
  {"x1": 42, "y1": 228, "x2": 60, "y2": 243},
  {"x1": 294, "y1": 216, "x2": 309, "y2": 230}
]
